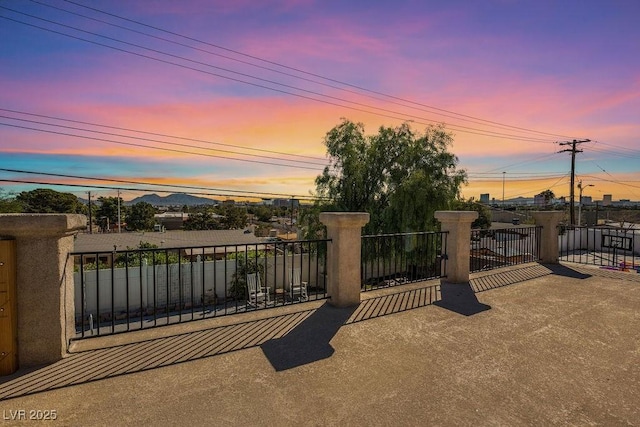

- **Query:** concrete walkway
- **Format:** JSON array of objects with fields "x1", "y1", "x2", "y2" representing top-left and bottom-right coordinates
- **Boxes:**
[{"x1": 1, "y1": 263, "x2": 639, "y2": 426}]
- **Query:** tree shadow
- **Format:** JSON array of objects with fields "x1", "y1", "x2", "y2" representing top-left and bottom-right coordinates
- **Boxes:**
[
  {"x1": 261, "y1": 302, "x2": 357, "y2": 371},
  {"x1": 545, "y1": 263, "x2": 592, "y2": 279},
  {"x1": 434, "y1": 282, "x2": 491, "y2": 316}
]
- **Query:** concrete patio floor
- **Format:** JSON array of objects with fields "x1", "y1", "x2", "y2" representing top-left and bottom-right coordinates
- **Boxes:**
[{"x1": 1, "y1": 262, "x2": 639, "y2": 426}]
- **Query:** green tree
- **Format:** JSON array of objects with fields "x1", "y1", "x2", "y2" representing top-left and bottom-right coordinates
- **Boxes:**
[
  {"x1": 96, "y1": 196, "x2": 126, "y2": 231},
  {"x1": 183, "y1": 211, "x2": 220, "y2": 230},
  {"x1": 229, "y1": 252, "x2": 265, "y2": 300},
  {"x1": 452, "y1": 198, "x2": 492, "y2": 229},
  {"x1": 126, "y1": 202, "x2": 156, "y2": 231},
  {"x1": 0, "y1": 189, "x2": 22, "y2": 213},
  {"x1": 299, "y1": 203, "x2": 326, "y2": 239},
  {"x1": 218, "y1": 205, "x2": 248, "y2": 229},
  {"x1": 539, "y1": 189, "x2": 555, "y2": 208},
  {"x1": 249, "y1": 205, "x2": 273, "y2": 223},
  {"x1": 314, "y1": 120, "x2": 467, "y2": 234},
  {"x1": 16, "y1": 188, "x2": 85, "y2": 213}
]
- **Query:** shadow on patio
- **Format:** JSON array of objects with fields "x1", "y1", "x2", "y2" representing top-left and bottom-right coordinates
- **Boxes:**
[{"x1": 0, "y1": 262, "x2": 606, "y2": 401}]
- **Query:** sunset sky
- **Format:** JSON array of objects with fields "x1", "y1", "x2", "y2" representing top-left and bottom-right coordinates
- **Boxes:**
[{"x1": 1, "y1": 0, "x2": 639, "y2": 203}]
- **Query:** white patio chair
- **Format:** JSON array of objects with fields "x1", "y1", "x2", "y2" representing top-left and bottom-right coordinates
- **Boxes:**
[
  {"x1": 247, "y1": 273, "x2": 270, "y2": 306},
  {"x1": 287, "y1": 267, "x2": 308, "y2": 301}
]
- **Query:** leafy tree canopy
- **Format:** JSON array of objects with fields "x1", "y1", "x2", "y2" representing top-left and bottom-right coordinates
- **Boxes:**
[
  {"x1": 452, "y1": 198, "x2": 492, "y2": 229},
  {"x1": 96, "y1": 196, "x2": 126, "y2": 230},
  {"x1": 314, "y1": 120, "x2": 467, "y2": 234},
  {"x1": 126, "y1": 201, "x2": 156, "y2": 231},
  {"x1": 218, "y1": 205, "x2": 248, "y2": 229},
  {"x1": 248, "y1": 204, "x2": 274, "y2": 223},
  {"x1": 183, "y1": 206, "x2": 248, "y2": 230},
  {"x1": 0, "y1": 189, "x2": 22, "y2": 213},
  {"x1": 539, "y1": 189, "x2": 556, "y2": 207},
  {"x1": 183, "y1": 211, "x2": 220, "y2": 230},
  {"x1": 16, "y1": 188, "x2": 85, "y2": 214}
]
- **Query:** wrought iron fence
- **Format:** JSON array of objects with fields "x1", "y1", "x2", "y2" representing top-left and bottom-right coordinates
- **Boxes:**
[
  {"x1": 71, "y1": 239, "x2": 329, "y2": 339},
  {"x1": 559, "y1": 225, "x2": 639, "y2": 271},
  {"x1": 361, "y1": 231, "x2": 447, "y2": 291},
  {"x1": 470, "y1": 226, "x2": 541, "y2": 273}
]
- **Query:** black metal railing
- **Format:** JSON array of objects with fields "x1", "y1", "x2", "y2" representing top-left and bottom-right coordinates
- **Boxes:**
[
  {"x1": 559, "y1": 225, "x2": 639, "y2": 270},
  {"x1": 71, "y1": 239, "x2": 329, "y2": 339},
  {"x1": 361, "y1": 231, "x2": 447, "y2": 291},
  {"x1": 470, "y1": 226, "x2": 541, "y2": 273}
]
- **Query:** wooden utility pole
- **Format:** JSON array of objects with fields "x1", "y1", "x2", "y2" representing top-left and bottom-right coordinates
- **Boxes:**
[
  {"x1": 558, "y1": 139, "x2": 590, "y2": 225},
  {"x1": 87, "y1": 191, "x2": 92, "y2": 234}
]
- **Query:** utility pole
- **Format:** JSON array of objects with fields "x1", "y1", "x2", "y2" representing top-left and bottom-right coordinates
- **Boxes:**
[
  {"x1": 558, "y1": 139, "x2": 590, "y2": 225},
  {"x1": 117, "y1": 190, "x2": 122, "y2": 233},
  {"x1": 87, "y1": 191, "x2": 92, "y2": 234},
  {"x1": 502, "y1": 171, "x2": 506, "y2": 207}
]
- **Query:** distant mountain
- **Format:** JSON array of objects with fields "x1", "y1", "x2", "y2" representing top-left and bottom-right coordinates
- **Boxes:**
[{"x1": 126, "y1": 193, "x2": 219, "y2": 206}]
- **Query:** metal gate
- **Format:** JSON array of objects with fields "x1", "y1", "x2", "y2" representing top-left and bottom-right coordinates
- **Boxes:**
[{"x1": 559, "y1": 226, "x2": 639, "y2": 271}]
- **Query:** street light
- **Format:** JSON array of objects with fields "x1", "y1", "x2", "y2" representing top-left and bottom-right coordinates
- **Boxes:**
[{"x1": 577, "y1": 180, "x2": 594, "y2": 226}]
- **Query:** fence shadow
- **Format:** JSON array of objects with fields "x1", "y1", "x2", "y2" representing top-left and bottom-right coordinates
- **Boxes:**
[
  {"x1": 0, "y1": 309, "x2": 316, "y2": 401},
  {"x1": 1, "y1": 264, "x2": 571, "y2": 401},
  {"x1": 261, "y1": 303, "x2": 356, "y2": 371},
  {"x1": 471, "y1": 264, "x2": 554, "y2": 293},
  {"x1": 348, "y1": 282, "x2": 441, "y2": 323}
]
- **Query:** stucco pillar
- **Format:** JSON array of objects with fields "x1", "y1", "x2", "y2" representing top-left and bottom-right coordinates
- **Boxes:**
[
  {"x1": 319, "y1": 212, "x2": 369, "y2": 308},
  {"x1": 0, "y1": 214, "x2": 86, "y2": 367},
  {"x1": 532, "y1": 211, "x2": 564, "y2": 264},
  {"x1": 434, "y1": 211, "x2": 478, "y2": 283}
]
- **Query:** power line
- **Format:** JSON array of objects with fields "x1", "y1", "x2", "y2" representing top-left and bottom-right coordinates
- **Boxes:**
[
  {"x1": 0, "y1": 9, "x2": 563, "y2": 143},
  {"x1": 0, "y1": 177, "x2": 326, "y2": 202},
  {"x1": 1, "y1": 108, "x2": 327, "y2": 162},
  {"x1": 0, "y1": 114, "x2": 328, "y2": 167},
  {"x1": 0, "y1": 177, "x2": 272, "y2": 200},
  {"x1": 32, "y1": 0, "x2": 576, "y2": 141},
  {"x1": 501, "y1": 174, "x2": 569, "y2": 199},
  {"x1": 0, "y1": 168, "x2": 323, "y2": 200},
  {"x1": 468, "y1": 174, "x2": 567, "y2": 182},
  {"x1": 478, "y1": 152, "x2": 560, "y2": 174},
  {"x1": 591, "y1": 140, "x2": 640, "y2": 155},
  {"x1": 0, "y1": 122, "x2": 324, "y2": 171},
  {"x1": 57, "y1": 0, "x2": 580, "y2": 140},
  {"x1": 582, "y1": 144, "x2": 640, "y2": 160},
  {"x1": 469, "y1": 171, "x2": 567, "y2": 175},
  {"x1": 579, "y1": 175, "x2": 640, "y2": 191}
]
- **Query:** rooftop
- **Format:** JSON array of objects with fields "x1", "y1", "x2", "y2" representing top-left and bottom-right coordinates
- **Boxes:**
[
  {"x1": 73, "y1": 228, "x2": 260, "y2": 252},
  {"x1": 1, "y1": 263, "x2": 639, "y2": 425}
]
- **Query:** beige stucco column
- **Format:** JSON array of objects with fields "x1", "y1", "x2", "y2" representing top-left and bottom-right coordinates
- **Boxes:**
[
  {"x1": 531, "y1": 211, "x2": 564, "y2": 264},
  {"x1": 0, "y1": 214, "x2": 86, "y2": 367},
  {"x1": 434, "y1": 211, "x2": 478, "y2": 283},
  {"x1": 319, "y1": 212, "x2": 369, "y2": 308}
]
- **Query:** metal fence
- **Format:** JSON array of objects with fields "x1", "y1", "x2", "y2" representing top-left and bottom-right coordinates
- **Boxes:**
[
  {"x1": 71, "y1": 239, "x2": 329, "y2": 339},
  {"x1": 361, "y1": 231, "x2": 447, "y2": 291},
  {"x1": 559, "y1": 225, "x2": 639, "y2": 271},
  {"x1": 470, "y1": 226, "x2": 541, "y2": 273}
]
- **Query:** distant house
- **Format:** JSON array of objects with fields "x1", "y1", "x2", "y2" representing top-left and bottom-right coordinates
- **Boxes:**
[
  {"x1": 154, "y1": 212, "x2": 189, "y2": 230},
  {"x1": 153, "y1": 212, "x2": 227, "y2": 230}
]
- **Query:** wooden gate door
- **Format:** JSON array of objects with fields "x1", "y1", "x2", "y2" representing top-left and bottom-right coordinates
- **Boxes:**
[{"x1": 0, "y1": 239, "x2": 18, "y2": 375}]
